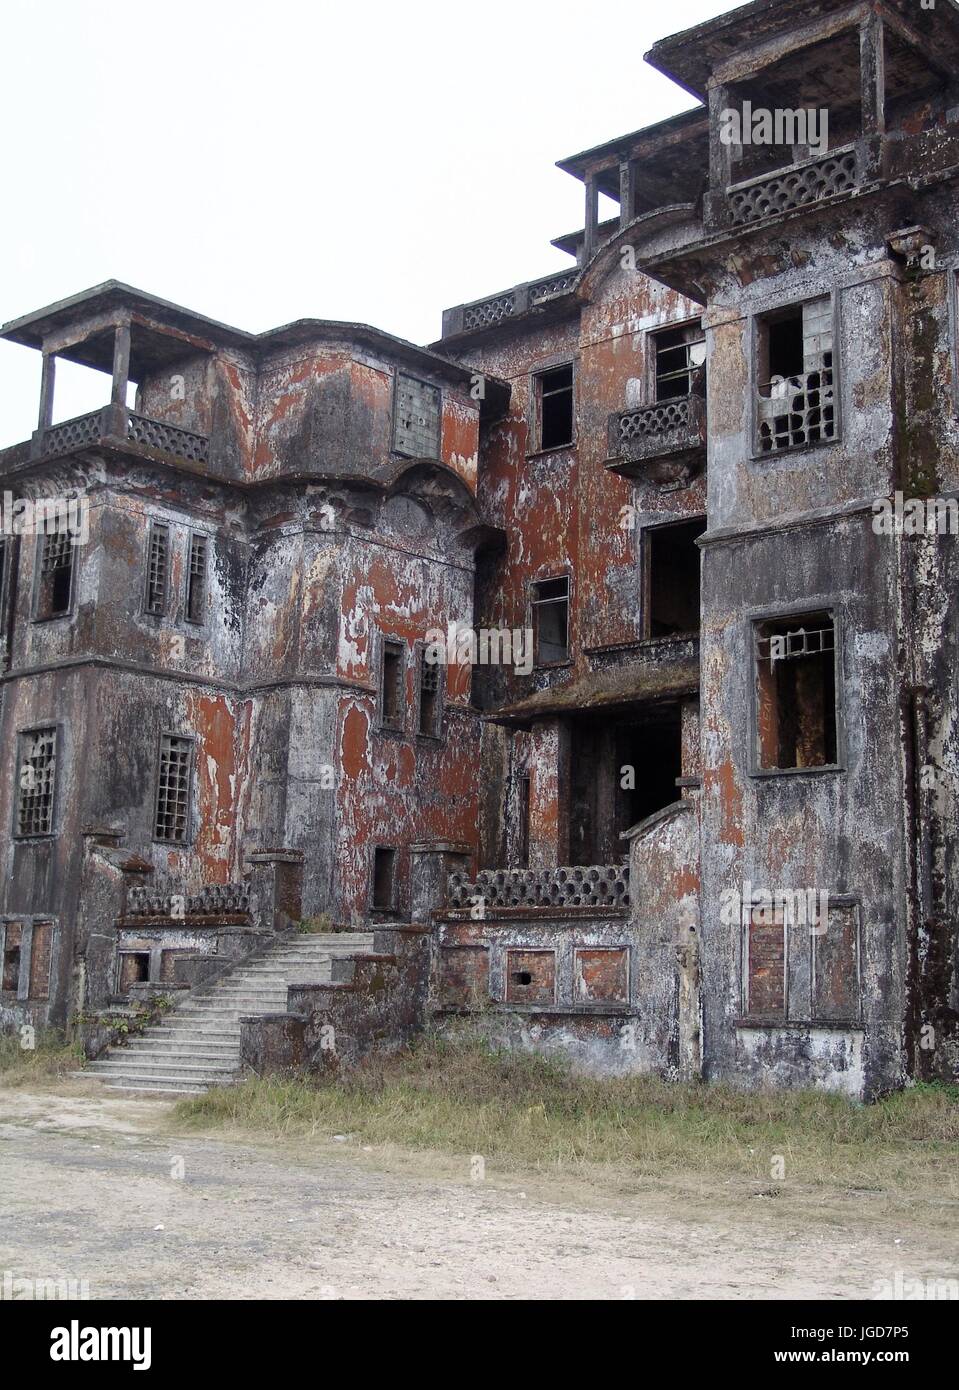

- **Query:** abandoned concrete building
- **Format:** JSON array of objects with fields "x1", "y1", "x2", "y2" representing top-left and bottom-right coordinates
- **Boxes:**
[{"x1": 1, "y1": 0, "x2": 958, "y2": 1099}]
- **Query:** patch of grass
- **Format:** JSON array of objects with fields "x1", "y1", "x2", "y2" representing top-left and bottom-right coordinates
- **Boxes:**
[
  {"x1": 0, "y1": 1029, "x2": 85, "y2": 1086},
  {"x1": 295, "y1": 915, "x2": 334, "y2": 934},
  {"x1": 173, "y1": 1037, "x2": 959, "y2": 1196}
]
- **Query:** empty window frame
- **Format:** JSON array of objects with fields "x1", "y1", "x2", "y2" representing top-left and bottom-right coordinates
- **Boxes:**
[
  {"x1": 394, "y1": 374, "x2": 441, "y2": 459},
  {"x1": 118, "y1": 951, "x2": 151, "y2": 992},
  {"x1": 154, "y1": 734, "x2": 193, "y2": 843},
  {"x1": 417, "y1": 646, "x2": 442, "y2": 737},
  {"x1": 144, "y1": 523, "x2": 171, "y2": 616},
  {"x1": 380, "y1": 639, "x2": 405, "y2": 731},
  {"x1": 755, "y1": 611, "x2": 838, "y2": 771},
  {"x1": 516, "y1": 773, "x2": 530, "y2": 869},
  {"x1": 644, "y1": 517, "x2": 706, "y2": 638},
  {"x1": 532, "y1": 576, "x2": 569, "y2": 665},
  {"x1": 2, "y1": 923, "x2": 22, "y2": 993},
  {"x1": 654, "y1": 321, "x2": 706, "y2": 401},
  {"x1": 34, "y1": 531, "x2": 74, "y2": 619},
  {"x1": 16, "y1": 728, "x2": 57, "y2": 837},
  {"x1": 185, "y1": 533, "x2": 208, "y2": 624},
  {"x1": 371, "y1": 846, "x2": 397, "y2": 911},
  {"x1": 756, "y1": 296, "x2": 835, "y2": 453},
  {"x1": 532, "y1": 363, "x2": 574, "y2": 451}
]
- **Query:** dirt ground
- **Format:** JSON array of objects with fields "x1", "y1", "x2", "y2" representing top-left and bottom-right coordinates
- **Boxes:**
[{"x1": 2, "y1": 1081, "x2": 957, "y2": 1300}]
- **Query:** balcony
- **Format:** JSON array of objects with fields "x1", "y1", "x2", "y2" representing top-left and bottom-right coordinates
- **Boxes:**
[
  {"x1": 606, "y1": 394, "x2": 705, "y2": 490},
  {"x1": 441, "y1": 269, "x2": 580, "y2": 338},
  {"x1": 725, "y1": 145, "x2": 860, "y2": 229},
  {"x1": 30, "y1": 403, "x2": 209, "y2": 467}
]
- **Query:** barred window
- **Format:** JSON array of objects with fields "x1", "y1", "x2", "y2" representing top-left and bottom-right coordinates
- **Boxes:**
[
  {"x1": 154, "y1": 735, "x2": 193, "y2": 843},
  {"x1": 394, "y1": 374, "x2": 441, "y2": 459},
  {"x1": 417, "y1": 648, "x2": 441, "y2": 736},
  {"x1": 35, "y1": 532, "x2": 74, "y2": 619},
  {"x1": 16, "y1": 728, "x2": 57, "y2": 836},
  {"x1": 185, "y1": 533, "x2": 208, "y2": 624},
  {"x1": 144, "y1": 524, "x2": 170, "y2": 616}
]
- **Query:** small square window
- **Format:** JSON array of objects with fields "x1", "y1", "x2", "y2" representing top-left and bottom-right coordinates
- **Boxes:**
[
  {"x1": 154, "y1": 735, "x2": 193, "y2": 843},
  {"x1": 35, "y1": 532, "x2": 74, "y2": 619},
  {"x1": 532, "y1": 364, "x2": 574, "y2": 451},
  {"x1": 371, "y1": 847, "x2": 397, "y2": 911},
  {"x1": 144, "y1": 524, "x2": 170, "y2": 616},
  {"x1": 380, "y1": 639, "x2": 405, "y2": 730},
  {"x1": 394, "y1": 375, "x2": 441, "y2": 458},
  {"x1": 755, "y1": 612, "x2": 837, "y2": 771},
  {"x1": 532, "y1": 577, "x2": 569, "y2": 665},
  {"x1": 16, "y1": 728, "x2": 57, "y2": 837},
  {"x1": 185, "y1": 534, "x2": 208, "y2": 624}
]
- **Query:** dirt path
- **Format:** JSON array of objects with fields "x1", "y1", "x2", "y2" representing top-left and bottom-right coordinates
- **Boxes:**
[{"x1": 2, "y1": 1085, "x2": 957, "y2": 1300}]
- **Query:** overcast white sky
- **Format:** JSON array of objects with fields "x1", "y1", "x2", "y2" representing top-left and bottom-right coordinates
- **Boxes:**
[{"x1": 0, "y1": 0, "x2": 729, "y2": 448}]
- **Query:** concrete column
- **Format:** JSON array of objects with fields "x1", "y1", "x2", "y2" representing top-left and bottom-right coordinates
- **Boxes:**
[
  {"x1": 860, "y1": 12, "x2": 886, "y2": 136},
  {"x1": 705, "y1": 80, "x2": 734, "y2": 229},
  {"x1": 111, "y1": 321, "x2": 132, "y2": 405},
  {"x1": 619, "y1": 158, "x2": 637, "y2": 230},
  {"x1": 38, "y1": 353, "x2": 56, "y2": 430},
  {"x1": 583, "y1": 175, "x2": 599, "y2": 264},
  {"x1": 409, "y1": 842, "x2": 473, "y2": 921},
  {"x1": 527, "y1": 717, "x2": 571, "y2": 868}
]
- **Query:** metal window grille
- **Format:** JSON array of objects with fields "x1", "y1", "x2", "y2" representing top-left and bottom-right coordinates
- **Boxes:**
[
  {"x1": 154, "y1": 735, "x2": 192, "y2": 842},
  {"x1": 17, "y1": 729, "x2": 57, "y2": 836},
  {"x1": 145, "y1": 525, "x2": 170, "y2": 615},
  {"x1": 186, "y1": 534, "x2": 208, "y2": 623}
]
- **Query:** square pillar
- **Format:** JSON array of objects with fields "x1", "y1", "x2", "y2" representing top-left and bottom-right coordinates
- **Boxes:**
[
  {"x1": 38, "y1": 353, "x2": 56, "y2": 430},
  {"x1": 111, "y1": 321, "x2": 132, "y2": 406},
  {"x1": 705, "y1": 80, "x2": 735, "y2": 230},
  {"x1": 860, "y1": 12, "x2": 886, "y2": 136},
  {"x1": 527, "y1": 717, "x2": 571, "y2": 868},
  {"x1": 583, "y1": 175, "x2": 599, "y2": 264},
  {"x1": 619, "y1": 158, "x2": 638, "y2": 230}
]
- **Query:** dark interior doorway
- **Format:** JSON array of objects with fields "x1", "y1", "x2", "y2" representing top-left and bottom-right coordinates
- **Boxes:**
[{"x1": 569, "y1": 704, "x2": 683, "y2": 864}]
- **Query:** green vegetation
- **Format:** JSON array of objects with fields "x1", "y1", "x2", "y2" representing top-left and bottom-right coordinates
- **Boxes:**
[
  {"x1": 0, "y1": 1029, "x2": 85, "y2": 1086},
  {"x1": 174, "y1": 1036, "x2": 959, "y2": 1196}
]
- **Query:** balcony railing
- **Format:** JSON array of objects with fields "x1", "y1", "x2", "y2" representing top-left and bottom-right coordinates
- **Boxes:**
[
  {"x1": 32, "y1": 404, "x2": 210, "y2": 466},
  {"x1": 727, "y1": 145, "x2": 860, "y2": 227},
  {"x1": 125, "y1": 882, "x2": 252, "y2": 920},
  {"x1": 447, "y1": 865, "x2": 629, "y2": 912},
  {"x1": 607, "y1": 394, "x2": 706, "y2": 488},
  {"x1": 447, "y1": 270, "x2": 580, "y2": 336}
]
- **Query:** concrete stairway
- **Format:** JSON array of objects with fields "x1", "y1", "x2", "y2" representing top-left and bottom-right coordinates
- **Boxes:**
[{"x1": 87, "y1": 933, "x2": 374, "y2": 1096}]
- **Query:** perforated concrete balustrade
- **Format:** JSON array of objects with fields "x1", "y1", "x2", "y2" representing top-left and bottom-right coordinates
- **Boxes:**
[
  {"x1": 126, "y1": 882, "x2": 252, "y2": 918},
  {"x1": 446, "y1": 865, "x2": 629, "y2": 911}
]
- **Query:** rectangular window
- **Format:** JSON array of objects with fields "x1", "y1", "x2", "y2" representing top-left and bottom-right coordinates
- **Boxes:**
[
  {"x1": 380, "y1": 639, "x2": 405, "y2": 730},
  {"x1": 28, "y1": 921, "x2": 53, "y2": 1000},
  {"x1": 532, "y1": 576, "x2": 569, "y2": 665},
  {"x1": 645, "y1": 517, "x2": 707, "y2": 638},
  {"x1": 35, "y1": 532, "x2": 74, "y2": 619},
  {"x1": 16, "y1": 728, "x2": 57, "y2": 837},
  {"x1": 756, "y1": 297, "x2": 835, "y2": 452},
  {"x1": 654, "y1": 322, "x2": 706, "y2": 401},
  {"x1": 118, "y1": 951, "x2": 151, "y2": 992},
  {"x1": 533, "y1": 364, "x2": 574, "y2": 451},
  {"x1": 2, "y1": 924, "x2": 22, "y2": 993},
  {"x1": 185, "y1": 533, "x2": 208, "y2": 624},
  {"x1": 371, "y1": 847, "x2": 397, "y2": 911},
  {"x1": 417, "y1": 648, "x2": 441, "y2": 737},
  {"x1": 742, "y1": 898, "x2": 860, "y2": 1024},
  {"x1": 154, "y1": 735, "x2": 193, "y2": 843},
  {"x1": 144, "y1": 524, "x2": 170, "y2": 616},
  {"x1": 394, "y1": 374, "x2": 441, "y2": 458},
  {"x1": 755, "y1": 612, "x2": 837, "y2": 771}
]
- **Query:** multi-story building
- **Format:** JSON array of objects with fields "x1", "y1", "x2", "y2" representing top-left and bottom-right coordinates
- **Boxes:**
[{"x1": 2, "y1": 0, "x2": 957, "y2": 1099}]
